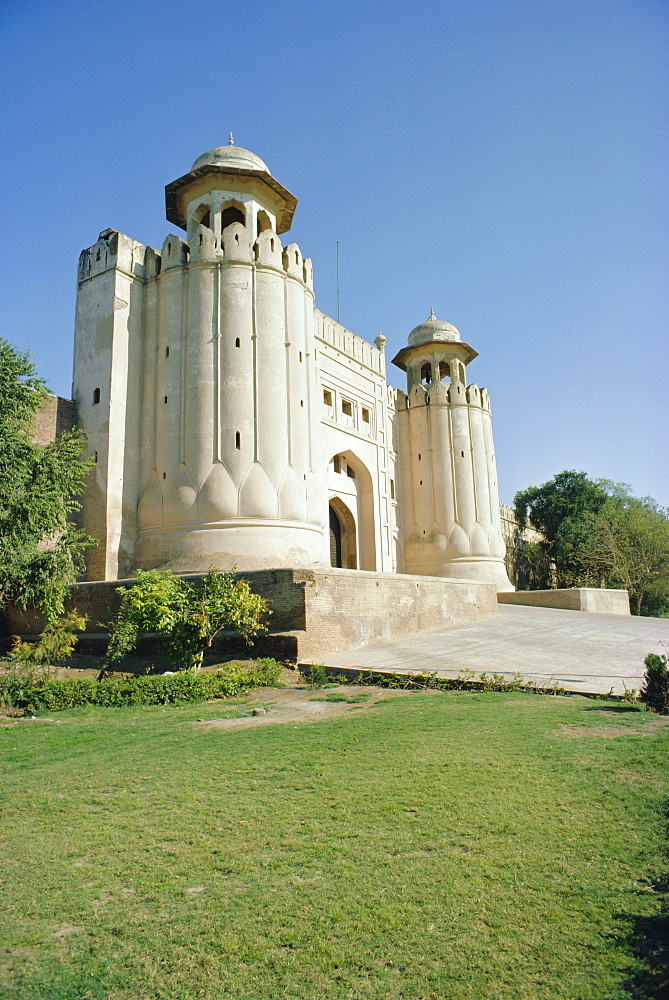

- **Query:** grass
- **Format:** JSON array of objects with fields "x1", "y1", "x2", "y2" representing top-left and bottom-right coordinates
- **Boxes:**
[{"x1": 0, "y1": 689, "x2": 667, "y2": 999}]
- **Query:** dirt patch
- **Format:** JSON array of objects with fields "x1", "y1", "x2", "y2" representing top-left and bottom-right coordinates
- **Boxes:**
[
  {"x1": 557, "y1": 717, "x2": 669, "y2": 739},
  {"x1": 197, "y1": 684, "x2": 411, "y2": 731}
]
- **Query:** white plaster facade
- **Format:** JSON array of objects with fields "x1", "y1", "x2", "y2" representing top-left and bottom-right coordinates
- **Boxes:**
[{"x1": 73, "y1": 139, "x2": 513, "y2": 592}]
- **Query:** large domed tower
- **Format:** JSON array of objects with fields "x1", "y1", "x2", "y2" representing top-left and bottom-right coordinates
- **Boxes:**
[
  {"x1": 136, "y1": 137, "x2": 329, "y2": 571},
  {"x1": 393, "y1": 311, "x2": 513, "y2": 591},
  {"x1": 73, "y1": 137, "x2": 329, "y2": 578}
]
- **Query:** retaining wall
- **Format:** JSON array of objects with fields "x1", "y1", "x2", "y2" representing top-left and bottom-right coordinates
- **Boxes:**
[
  {"x1": 497, "y1": 588, "x2": 630, "y2": 615},
  {"x1": 4, "y1": 568, "x2": 497, "y2": 663}
]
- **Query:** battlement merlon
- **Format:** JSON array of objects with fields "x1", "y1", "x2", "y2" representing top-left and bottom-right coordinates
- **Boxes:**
[{"x1": 78, "y1": 229, "x2": 160, "y2": 283}]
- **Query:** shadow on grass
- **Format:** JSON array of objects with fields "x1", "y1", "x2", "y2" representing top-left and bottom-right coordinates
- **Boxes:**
[
  {"x1": 619, "y1": 801, "x2": 669, "y2": 999},
  {"x1": 584, "y1": 705, "x2": 645, "y2": 714},
  {"x1": 619, "y1": 878, "x2": 669, "y2": 999}
]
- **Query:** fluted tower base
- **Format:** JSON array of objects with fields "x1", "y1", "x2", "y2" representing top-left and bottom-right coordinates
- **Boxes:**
[{"x1": 135, "y1": 521, "x2": 329, "y2": 574}]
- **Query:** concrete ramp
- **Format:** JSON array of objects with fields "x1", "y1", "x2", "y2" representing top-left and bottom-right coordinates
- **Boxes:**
[{"x1": 320, "y1": 604, "x2": 669, "y2": 696}]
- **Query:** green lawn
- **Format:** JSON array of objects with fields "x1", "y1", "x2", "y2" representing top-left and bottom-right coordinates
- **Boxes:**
[{"x1": 0, "y1": 689, "x2": 667, "y2": 999}]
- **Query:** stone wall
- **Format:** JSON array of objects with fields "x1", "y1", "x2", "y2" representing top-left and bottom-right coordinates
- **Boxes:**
[
  {"x1": 498, "y1": 588, "x2": 630, "y2": 615},
  {"x1": 32, "y1": 395, "x2": 77, "y2": 446}
]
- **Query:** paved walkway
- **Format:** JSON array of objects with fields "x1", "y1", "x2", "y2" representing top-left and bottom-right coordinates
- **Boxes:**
[{"x1": 323, "y1": 604, "x2": 669, "y2": 695}]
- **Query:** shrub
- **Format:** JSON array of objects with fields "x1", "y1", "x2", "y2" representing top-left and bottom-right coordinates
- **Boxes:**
[
  {"x1": 0, "y1": 658, "x2": 283, "y2": 714},
  {"x1": 640, "y1": 653, "x2": 669, "y2": 715},
  {"x1": 7, "y1": 611, "x2": 87, "y2": 678},
  {"x1": 105, "y1": 568, "x2": 270, "y2": 671}
]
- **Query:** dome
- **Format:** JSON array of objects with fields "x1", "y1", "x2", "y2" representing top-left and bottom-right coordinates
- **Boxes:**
[
  {"x1": 407, "y1": 309, "x2": 461, "y2": 347},
  {"x1": 191, "y1": 136, "x2": 269, "y2": 174}
]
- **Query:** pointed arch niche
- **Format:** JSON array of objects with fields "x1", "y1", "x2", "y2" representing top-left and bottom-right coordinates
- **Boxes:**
[{"x1": 327, "y1": 450, "x2": 376, "y2": 570}]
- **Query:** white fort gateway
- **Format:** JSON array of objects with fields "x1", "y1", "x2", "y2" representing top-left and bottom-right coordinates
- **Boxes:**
[{"x1": 73, "y1": 137, "x2": 513, "y2": 595}]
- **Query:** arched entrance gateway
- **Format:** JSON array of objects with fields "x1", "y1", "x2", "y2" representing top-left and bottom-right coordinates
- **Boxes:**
[
  {"x1": 327, "y1": 451, "x2": 376, "y2": 570},
  {"x1": 328, "y1": 496, "x2": 357, "y2": 568}
]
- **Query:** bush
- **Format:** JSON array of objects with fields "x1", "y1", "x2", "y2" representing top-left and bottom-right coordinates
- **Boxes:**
[
  {"x1": 8, "y1": 611, "x2": 87, "y2": 677},
  {"x1": 105, "y1": 568, "x2": 269, "y2": 671},
  {"x1": 640, "y1": 653, "x2": 669, "y2": 715},
  {"x1": 0, "y1": 658, "x2": 283, "y2": 714}
]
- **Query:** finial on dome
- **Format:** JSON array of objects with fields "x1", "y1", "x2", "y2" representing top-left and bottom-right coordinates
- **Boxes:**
[
  {"x1": 228, "y1": 132, "x2": 234, "y2": 146},
  {"x1": 429, "y1": 307, "x2": 436, "y2": 320}
]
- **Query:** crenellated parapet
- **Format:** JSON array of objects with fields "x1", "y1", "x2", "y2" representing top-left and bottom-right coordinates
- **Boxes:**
[{"x1": 315, "y1": 311, "x2": 385, "y2": 375}]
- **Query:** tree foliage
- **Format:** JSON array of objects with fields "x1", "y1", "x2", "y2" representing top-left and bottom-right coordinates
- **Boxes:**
[
  {"x1": 105, "y1": 568, "x2": 270, "y2": 670},
  {"x1": 514, "y1": 471, "x2": 608, "y2": 587},
  {"x1": 578, "y1": 496, "x2": 669, "y2": 615},
  {"x1": 0, "y1": 339, "x2": 95, "y2": 622},
  {"x1": 513, "y1": 470, "x2": 669, "y2": 615},
  {"x1": 640, "y1": 653, "x2": 669, "y2": 715}
]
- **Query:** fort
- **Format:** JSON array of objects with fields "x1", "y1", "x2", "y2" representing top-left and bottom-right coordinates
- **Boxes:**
[
  {"x1": 72, "y1": 137, "x2": 512, "y2": 598},
  {"x1": 9, "y1": 137, "x2": 635, "y2": 665}
]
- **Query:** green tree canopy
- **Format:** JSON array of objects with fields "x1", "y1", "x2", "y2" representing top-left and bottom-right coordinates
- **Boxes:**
[
  {"x1": 514, "y1": 471, "x2": 609, "y2": 588},
  {"x1": 513, "y1": 470, "x2": 669, "y2": 614},
  {"x1": 578, "y1": 495, "x2": 669, "y2": 616},
  {"x1": 0, "y1": 339, "x2": 94, "y2": 622}
]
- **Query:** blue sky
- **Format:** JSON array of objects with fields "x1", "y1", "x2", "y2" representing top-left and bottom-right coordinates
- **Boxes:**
[{"x1": 1, "y1": 0, "x2": 667, "y2": 505}]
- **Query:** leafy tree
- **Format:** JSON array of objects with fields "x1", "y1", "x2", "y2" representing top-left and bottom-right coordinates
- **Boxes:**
[
  {"x1": 0, "y1": 339, "x2": 95, "y2": 623},
  {"x1": 578, "y1": 496, "x2": 669, "y2": 616},
  {"x1": 514, "y1": 471, "x2": 609, "y2": 587},
  {"x1": 505, "y1": 538, "x2": 553, "y2": 591},
  {"x1": 105, "y1": 568, "x2": 270, "y2": 671},
  {"x1": 640, "y1": 653, "x2": 669, "y2": 715}
]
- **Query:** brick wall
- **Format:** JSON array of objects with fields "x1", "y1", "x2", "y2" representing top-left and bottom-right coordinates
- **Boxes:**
[{"x1": 4, "y1": 569, "x2": 497, "y2": 662}]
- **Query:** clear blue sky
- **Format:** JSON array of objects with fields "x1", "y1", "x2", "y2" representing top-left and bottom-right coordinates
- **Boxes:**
[{"x1": 2, "y1": 0, "x2": 667, "y2": 506}]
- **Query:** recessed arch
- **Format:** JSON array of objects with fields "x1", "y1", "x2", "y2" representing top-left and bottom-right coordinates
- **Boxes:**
[
  {"x1": 220, "y1": 200, "x2": 246, "y2": 232},
  {"x1": 327, "y1": 450, "x2": 376, "y2": 570},
  {"x1": 421, "y1": 362, "x2": 432, "y2": 385},
  {"x1": 256, "y1": 210, "x2": 271, "y2": 236},
  {"x1": 193, "y1": 203, "x2": 212, "y2": 230},
  {"x1": 329, "y1": 496, "x2": 357, "y2": 569}
]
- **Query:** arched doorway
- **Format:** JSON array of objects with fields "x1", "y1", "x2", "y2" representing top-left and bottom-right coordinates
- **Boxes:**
[
  {"x1": 329, "y1": 505, "x2": 342, "y2": 567},
  {"x1": 328, "y1": 497, "x2": 357, "y2": 569},
  {"x1": 327, "y1": 451, "x2": 376, "y2": 570}
]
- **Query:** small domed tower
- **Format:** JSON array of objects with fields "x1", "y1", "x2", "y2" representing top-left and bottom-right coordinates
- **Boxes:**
[{"x1": 393, "y1": 311, "x2": 513, "y2": 591}]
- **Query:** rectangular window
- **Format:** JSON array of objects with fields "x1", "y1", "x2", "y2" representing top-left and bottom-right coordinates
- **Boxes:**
[
  {"x1": 390, "y1": 479, "x2": 395, "y2": 500},
  {"x1": 341, "y1": 399, "x2": 353, "y2": 417},
  {"x1": 323, "y1": 389, "x2": 333, "y2": 406},
  {"x1": 362, "y1": 407, "x2": 370, "y2": 423}
]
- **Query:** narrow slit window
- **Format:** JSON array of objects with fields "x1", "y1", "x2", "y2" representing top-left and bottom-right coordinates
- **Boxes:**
[
  {"x1": 235, "y1": 431, "x2": 241, "y2": 450},
  {"x1": 164, "y1": 396, "x2": 168, "y2": 404},
  {"x1": 235, "y1": 337, "x2": 240, "y2": 348},
  {"x1": 165, "y1": 346, "x2": 170, "y2": 357},
  {"x1": 92, "y1": 387, "x2": 100, "y2": 405},
  {"x1": 390, "y1": 479, "x2": 395, "y2": 500}
]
